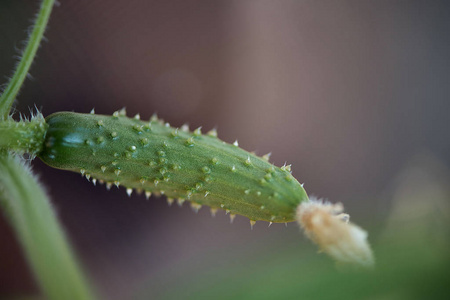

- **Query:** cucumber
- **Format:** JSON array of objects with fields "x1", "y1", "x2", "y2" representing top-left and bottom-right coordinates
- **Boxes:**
[{"x1": 39, "y1": 110, "x2": 308, "y2": 223}]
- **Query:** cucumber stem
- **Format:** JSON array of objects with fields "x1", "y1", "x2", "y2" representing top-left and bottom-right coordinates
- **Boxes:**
[
  {"x1": 0, "y1": 116, "x2": 48, "y2": 156},
  {"x1": 0, "y1": 0, "x2": 56, "y2": 119}
]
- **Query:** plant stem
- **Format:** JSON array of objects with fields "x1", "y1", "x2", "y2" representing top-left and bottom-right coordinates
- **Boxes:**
[
  {"x1": 0, "y1": 154, "x2": 96, "y2": 300},
  {"x1": 0, "y1": 0, "x2": 55, "y2": 119},
  {"x1": 0, "y1": 1, "x2": 96, "y2": 298},
  {"x1": 0, "y1": 117, "x2": 48, "y2": 155}
]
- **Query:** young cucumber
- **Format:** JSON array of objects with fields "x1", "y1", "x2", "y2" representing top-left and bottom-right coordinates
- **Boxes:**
[{"x1": 39, "y1": 111, "x2": 308, "y2": 223}]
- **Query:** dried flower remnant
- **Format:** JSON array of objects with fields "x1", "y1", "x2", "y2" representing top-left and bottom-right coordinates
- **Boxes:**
[{"x1": 296, "y1": 198, "x2": 374, "y2": 268}]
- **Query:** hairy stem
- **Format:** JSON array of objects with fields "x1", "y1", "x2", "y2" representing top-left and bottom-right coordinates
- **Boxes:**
[
  {"x1": 0, "y1": 0, "x2": 55, "y2": 119},
  {"x1": 0, "y1": 154, "x2": 95, "y2": 300},
  {"x1": 0, "y1": 116, "x2": 48, "y2": 155}
]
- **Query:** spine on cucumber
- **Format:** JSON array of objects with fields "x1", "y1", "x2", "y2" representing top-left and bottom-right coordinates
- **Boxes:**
[{"x1": 38, "y1": 110, "x2": 309, "y2": 223}]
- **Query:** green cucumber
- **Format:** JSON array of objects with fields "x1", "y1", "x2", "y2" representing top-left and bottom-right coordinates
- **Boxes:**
[{"x1": 38, "y1": 110, "x2": 309, "y2": 223}]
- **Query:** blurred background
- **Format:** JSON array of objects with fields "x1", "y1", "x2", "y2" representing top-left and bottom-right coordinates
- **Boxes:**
[{"x1": 1, "y1": 0, "x2": 449, "y2": 299}]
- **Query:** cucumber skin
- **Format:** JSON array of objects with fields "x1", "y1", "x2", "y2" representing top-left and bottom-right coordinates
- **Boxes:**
[{"x1": 39, "y1": 112, "x2": 308, "y2": 223}]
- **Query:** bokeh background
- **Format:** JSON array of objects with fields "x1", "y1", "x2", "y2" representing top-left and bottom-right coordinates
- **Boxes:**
[{"x1": 1, "y1": 0, "x2": 449, "y2": 299}]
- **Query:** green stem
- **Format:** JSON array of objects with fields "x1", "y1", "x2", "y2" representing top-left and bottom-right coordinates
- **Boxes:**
[
  {"x1": 0, "y1": 0, "x2": 55, "y2": 119},
  {"x1": 0, "y1": 117, "x2": 48, "y2": 155},
  {"x1": 0, "y1": 154, "x2": 96, "y2": 300}
]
